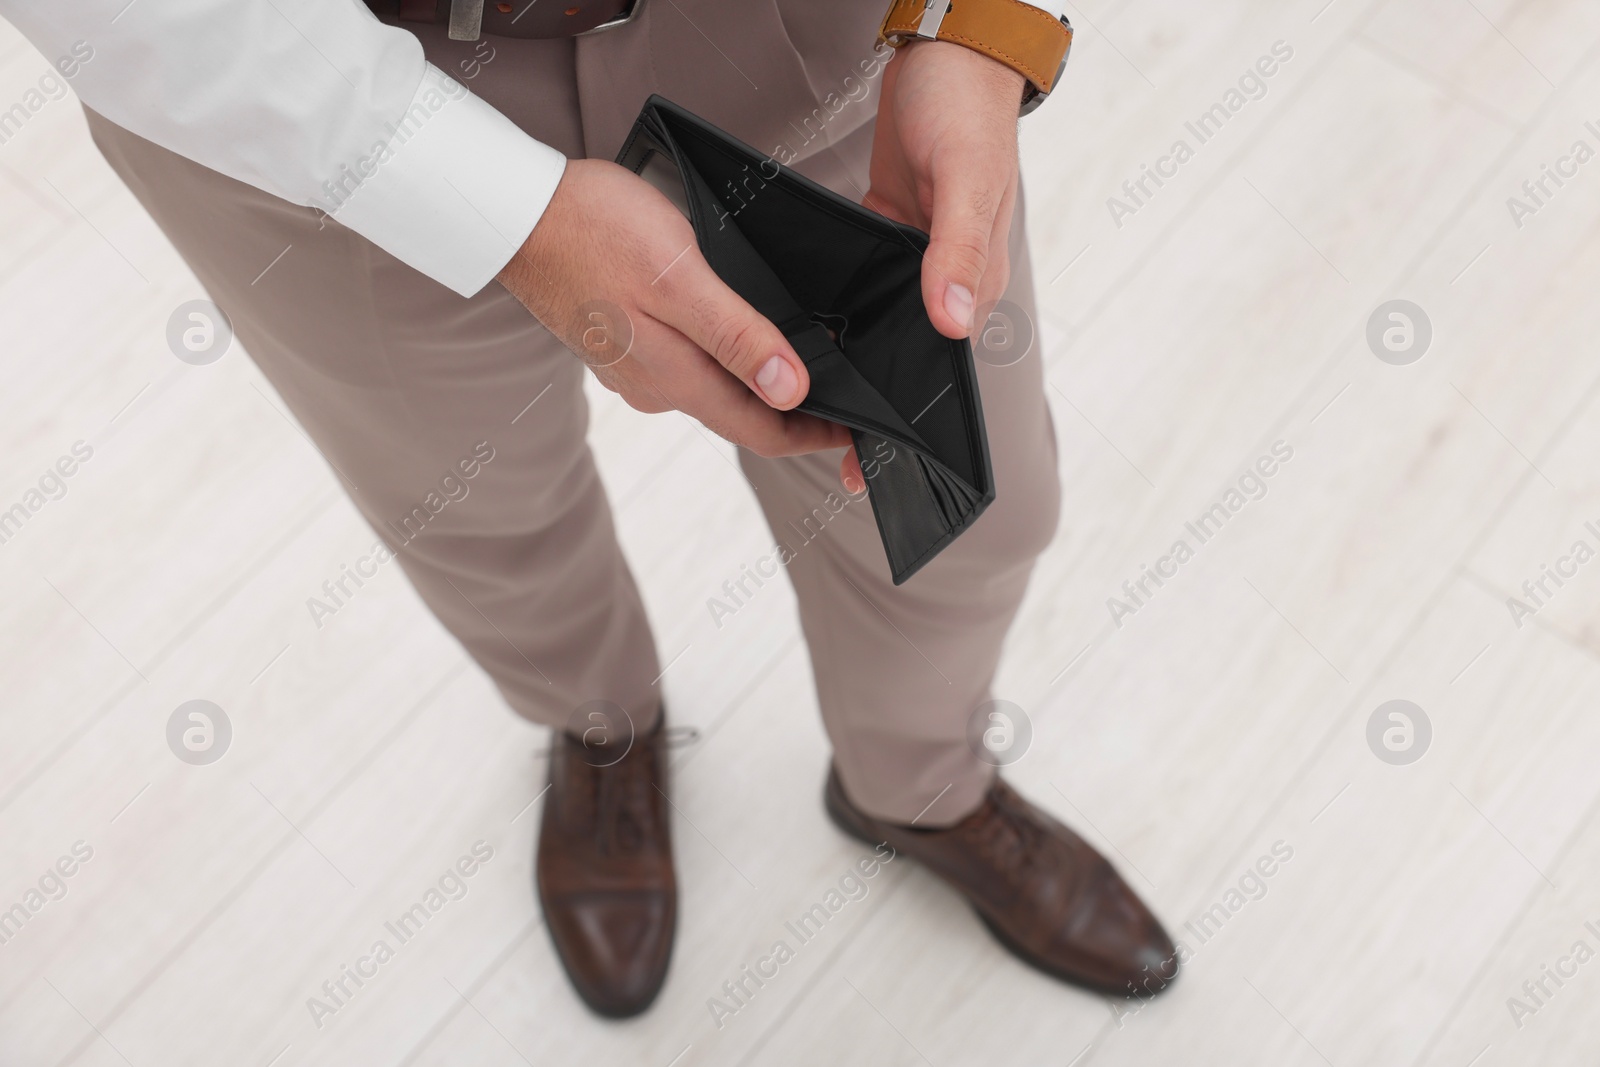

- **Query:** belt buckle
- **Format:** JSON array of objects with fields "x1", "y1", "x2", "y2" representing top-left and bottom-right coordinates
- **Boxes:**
[
  {"x1": 447, "y1": 0, "x2": 485, "y2": 40},
  {"x1": 577, "y1": 0, "x2": 644, "y2": 35}
]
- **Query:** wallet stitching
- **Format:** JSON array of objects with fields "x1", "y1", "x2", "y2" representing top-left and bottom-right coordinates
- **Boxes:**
[
  {"x1": 617, "y1": 119, "x2": 650, "y2": 173},
  {"x1": 891, "y1": 490, "x2": 987, "y2": 577}
]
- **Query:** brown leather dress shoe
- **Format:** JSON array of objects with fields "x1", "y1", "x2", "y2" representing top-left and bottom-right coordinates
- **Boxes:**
[
  {"x1": 536, "y1": 712, "x2": 676, "y2": 1017},
  {"x1": 825, "y1": 766, "x2": 1178, "y2": 997}
]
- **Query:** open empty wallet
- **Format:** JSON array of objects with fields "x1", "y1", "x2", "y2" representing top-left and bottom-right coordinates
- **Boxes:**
[{"x1": 617, "y1": 96, "x2": 995, "y2": 585}]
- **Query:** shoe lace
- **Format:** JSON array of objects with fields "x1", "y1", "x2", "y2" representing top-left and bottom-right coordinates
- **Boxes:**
[
  {"x1": 964, "y1": 787, "x2": 1048, "y2": 881},
  {"x1": 562, "y1": 726, "x2": 699, "y2": 855}
]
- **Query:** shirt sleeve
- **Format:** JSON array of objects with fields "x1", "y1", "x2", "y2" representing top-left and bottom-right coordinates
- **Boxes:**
[{"x1": 0, "y1": 1, "x2": 566, "y2": 297}]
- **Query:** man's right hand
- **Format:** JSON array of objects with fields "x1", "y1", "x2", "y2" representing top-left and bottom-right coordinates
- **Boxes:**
[{"x1": 497, "y1": 158, "x2": 850, "y2": 458}]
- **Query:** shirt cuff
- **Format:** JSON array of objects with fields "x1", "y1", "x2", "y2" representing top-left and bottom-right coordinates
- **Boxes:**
[{"x1": 326, "y1": 63, "x2": 567, "y2": 298}]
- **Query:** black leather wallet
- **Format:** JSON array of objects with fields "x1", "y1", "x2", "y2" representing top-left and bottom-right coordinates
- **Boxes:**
[{"x1": 617, "y1": 96, "x2": 995, "y2": 585}]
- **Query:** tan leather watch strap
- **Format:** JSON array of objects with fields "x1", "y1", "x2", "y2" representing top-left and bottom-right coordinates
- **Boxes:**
[{"x1": 879, "y1": 0, "x2": 1072, "y2": 101}]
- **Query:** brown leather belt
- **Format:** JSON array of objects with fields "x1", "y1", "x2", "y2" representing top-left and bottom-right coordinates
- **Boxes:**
[{"x1": 367, "y1": 0, "x2": 639, "y2": 40}]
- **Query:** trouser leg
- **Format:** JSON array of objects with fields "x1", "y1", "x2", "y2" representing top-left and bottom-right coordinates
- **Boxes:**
[
  {"x1": 84, "y1": 20, "x2": 1058, "y2": 798},
  {"x1": 84, "y1": 107, "x2": 663, "y2": 733},
  {"x1": 742, "y1": 125, "x2": 1062, "y2": 827}
]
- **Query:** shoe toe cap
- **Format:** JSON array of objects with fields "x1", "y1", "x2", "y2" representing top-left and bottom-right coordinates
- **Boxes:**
[
  {"x1": 1055, "y1": 872, "x2": 1180, "y2": 994},
  {"x1": 1092, "y1": 902, "x2": 1180, "y2": 994},
  {"x1": 1128, "y1": 935, "x2": 1180, "y2": 992},
  {"x1": 546, "y1": 890, "x2": 675, "y2": 1017}
]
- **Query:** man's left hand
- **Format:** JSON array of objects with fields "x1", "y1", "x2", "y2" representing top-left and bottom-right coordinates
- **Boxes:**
[
  {"x1": 841, "y1": 38, "x2": 1026, "y2": 492},
  {"x1": 868, "y1": 38, "x2": 1025, "y2": 337}
]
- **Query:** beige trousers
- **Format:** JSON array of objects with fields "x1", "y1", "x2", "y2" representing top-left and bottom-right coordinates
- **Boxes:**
[{"x1": 84, "y1": 0, "x2": 1060, "y2": 826}]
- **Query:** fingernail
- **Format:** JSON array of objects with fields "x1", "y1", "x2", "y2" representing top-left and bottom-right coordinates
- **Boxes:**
[
  {"x1": 945, "y1": 283, "x2": 974, "y2": 330},
  {"x1": 756, "y1": 355, "x2": 799, "y2": 407},
  {"x1": 843, "y1": 474, "x2": 865, "y2": 495}
]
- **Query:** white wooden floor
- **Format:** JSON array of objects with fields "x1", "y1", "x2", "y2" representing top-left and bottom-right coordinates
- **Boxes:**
[{"x1": 4, "y1": 1, "x2": 1600, "y2": 1064}]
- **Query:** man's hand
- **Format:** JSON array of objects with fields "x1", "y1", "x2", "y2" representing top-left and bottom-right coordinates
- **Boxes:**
[
  {"x1": 868, "y1": 40, "x2": 1025, "y2": 336},
  {"x1": 497, "y1": 158, "x2": 850, "y2": 458},
  {"x1": 840, "y1": 39, "x2": 1026, "y2": 488}
]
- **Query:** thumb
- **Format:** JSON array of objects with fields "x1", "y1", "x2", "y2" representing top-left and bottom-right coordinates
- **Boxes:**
[
  {"x1": 921, "y1": 153, "x2": 1003, "y2": 339},
  {"x1": 654, "y1": 254, "x2": 812, "y2": 410}
]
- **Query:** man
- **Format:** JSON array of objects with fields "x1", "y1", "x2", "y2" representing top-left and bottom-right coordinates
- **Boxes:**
[{"x1": 3, "y1": 0, "x2": 1177, "y2": 1016}]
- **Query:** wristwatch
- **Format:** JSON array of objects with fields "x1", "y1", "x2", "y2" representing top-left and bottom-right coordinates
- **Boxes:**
[{"x1": 878, "y1": 0, "x2": 1073, "y2": 115}]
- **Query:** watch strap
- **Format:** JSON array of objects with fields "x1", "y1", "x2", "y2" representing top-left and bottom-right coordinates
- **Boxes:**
[{"x1": 879, "y1": 0, "x2": 1072, "y2": 101}]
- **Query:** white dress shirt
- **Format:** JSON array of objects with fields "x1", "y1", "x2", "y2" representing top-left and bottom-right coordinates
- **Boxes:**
[{"x1": 0, "y1": 0, "x2": 1063, "y2": 298}]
